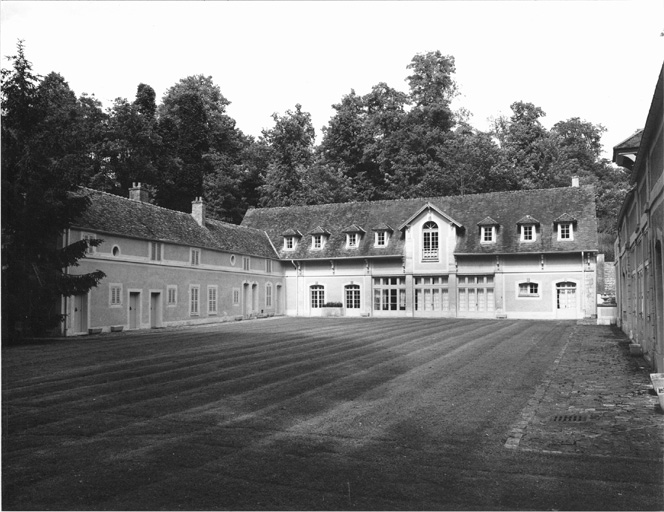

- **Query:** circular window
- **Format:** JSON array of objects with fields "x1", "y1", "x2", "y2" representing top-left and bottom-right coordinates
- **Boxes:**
[
  {"x1": 112, "y1": 246, "x2": 120, "y2": 257},
  {"x1": 230, "y1": 254, "x2": 236, "y2": 266}
]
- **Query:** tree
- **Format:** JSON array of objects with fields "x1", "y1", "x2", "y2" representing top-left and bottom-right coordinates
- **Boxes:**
[
  {"x1": 1, "y1": 42, "x2": 105, "y2": 339},
  {"x1": 259, "y1": 104, "x2": 316, "y2": 207},
  {"x1": 157, "y1": 75, "x2": 247, "y2": 212}
]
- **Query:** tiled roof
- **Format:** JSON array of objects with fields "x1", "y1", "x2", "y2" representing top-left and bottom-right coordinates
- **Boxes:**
[
  {"x1": 553, "y1": 213, "x2": 577, "y2": 223},
  {"x1": 477, "y1": 216, "x2": 499, "y2": 226},
  {"x1": 371, "y1": 222, "x2": 394, "y2": 232},
  {"x1": 241, "y1": 186, "x2": 599, "y2": 259},
  {"x1": 342, "y1": 224, "x2": 366, "y2": 234},
  {"x1": 282, "y1": 228, "x2": 303, "y2": 237},
  {"x1": 72, "y1": 188, "x2": 278, "y2": 259},
  {"x1": 516, "y1": 215, "x2": 540, "y2": 225},
  {"x1": 309, "y1": 226, "x2": 331, "y2": 236}
]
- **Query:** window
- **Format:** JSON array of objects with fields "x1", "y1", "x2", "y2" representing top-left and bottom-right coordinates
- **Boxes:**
[
  {"x1": 208, "y1": 286, "x2": 218, "y2": 314},
  {"x1": 112, "y1": 245, "x2": 120, "y2": 257},
  {"x1": 414, "y1": 276, "x2": 449, "y2": 312},
  {"x1": 230, "y1": 254, "x2": 236, "y2": 266},
  {"x1": 458, "y1": 275, "x2": 495, "y2": 313},
  {"x1": 311, "y1": 285, "x2": 325, "y2": 308},
  {"x1": 266, "y1": 260, "x2": 273, "y2": 273},
  {"x1": 520, "y1": 225, "x2": 536, "y2": 242},
  {"x1": 266, "y1": 283, "x2": 273, "y2": 307},
  {"x1": 150, "y1": 242, "x2": 162, "y2": 261},
  {"x1": 110, "y1": 284, "x2": 123, "y2": 306},
  {"x1": 558, "y1": 223, "x2": 574, "y2": 241},
  {"x1": 284, "y1": 236, "x2": 297, "y2": 250},
  {"x1": 190, "y1": 286, "x2": 200, "y2": 315},
  {"x1": 167, "y1": 286, "x2": 177, "y2": 306},
  {"x1": 191, "y1": 249, "x2": 200, "y2": 266},
  {"x1": 345, "y1": 284, "x2": 361, "y2": 309},
  {"x1": 373, "y1": 277, "x2": 406, "y2": 311},
  {"x1": 481, "y1": 226, "x2": 495, "y2": 244},
  {"x1": 422, "y1": 222, "x2": 439, "y2": 260},
  {"x1": 312, "y1": 234, "x2": 324, "y2": 250},
  {"x1": 243, "y1": 257, "x2": 250, "y2": 271},
  {"x1": 83, "y1": 234, "x2": 97, "y2": 255},
  {"x1": 347, "y1": 233, "x2": 359, "y2": 248},
  {"x1": 232, "y1": 288, "x2": 240, "y2": 306},
  {"x1": 518, "y1": 282, "x2": 539, "y2": 297},
  {"x1": 375, "y1": 231, "x2": 389, "y2": 247}
]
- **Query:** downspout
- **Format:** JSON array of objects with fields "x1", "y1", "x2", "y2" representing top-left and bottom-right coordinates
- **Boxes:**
[
  {"x1": 63, "y1": 228, "x2": 71, "y2": 336},
  {"x1": 291, "y1": 260, "x2": 299, "y2": 316},
  {"x1": 581, "y1": 251, "x2": 586, "y2": 319}
]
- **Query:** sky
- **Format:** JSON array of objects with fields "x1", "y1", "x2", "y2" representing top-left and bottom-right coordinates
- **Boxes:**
[{"x1": 1, "y1": 1, "x2": 663, "y2": 159}]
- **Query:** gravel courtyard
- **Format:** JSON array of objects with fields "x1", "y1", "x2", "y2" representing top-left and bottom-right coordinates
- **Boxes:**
[{"x1": 3, "y1": 318, "x2": 662, "y2": 510}]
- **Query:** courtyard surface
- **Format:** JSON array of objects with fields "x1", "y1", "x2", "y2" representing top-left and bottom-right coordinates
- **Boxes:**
[{"x1": 2, "y1": 318, "x2": 662, "y2": 510}]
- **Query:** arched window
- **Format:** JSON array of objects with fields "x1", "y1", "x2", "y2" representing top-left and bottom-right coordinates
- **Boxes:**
[
  {"x1": 422, "y1": 221, "x2": 439, "y2": 260},
  {"x1": 310, "y1": 285, "x2": 325, "y2": 308}
]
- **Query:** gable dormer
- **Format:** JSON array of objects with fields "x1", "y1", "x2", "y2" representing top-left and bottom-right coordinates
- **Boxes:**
[
  {"x1": 477, "y1": 216, "x2": 499, "y2": 244},
  {"x1": 372, "y1": 222, "x2": 394, "y2": 247},
  {"x1": 553, "y1": 213, "x2": 577, "y2": 241},
  {"x1": 342, "y1": 224, "x2": 366, "y2": 249},
  {"x1": 309, "y1": 226, "x2": 331, "y2": 250},
  {"x1": 282, "y1": 228, "x2": 302, "y2": 251},
  {"x1": 516, "y1": 215, "x2": 540, "y2": 243}
]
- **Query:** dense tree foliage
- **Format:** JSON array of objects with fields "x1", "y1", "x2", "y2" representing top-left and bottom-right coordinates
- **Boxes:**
[
  {"x1": 3, "y1": 42, "x2": 630, "y2": 326},
  {"x1": 1, "y1": 42, "x2": 105, "y2": 340}
]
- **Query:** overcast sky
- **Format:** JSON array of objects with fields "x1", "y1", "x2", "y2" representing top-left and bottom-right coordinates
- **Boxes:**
[{"x1": 2, "y1": 1, "x2": 663, "y2": 158}]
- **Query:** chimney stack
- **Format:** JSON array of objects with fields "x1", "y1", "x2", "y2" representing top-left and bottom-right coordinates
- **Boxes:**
[
  {"x1": 191, "y1": 197, "x2": 206, "y2": 227},
  {"x1": 571, "y1": 176, "x2": 579, "y2": 187},
  {"x1": 129, "y1": 182, "x2": 150, "y2": 202}
]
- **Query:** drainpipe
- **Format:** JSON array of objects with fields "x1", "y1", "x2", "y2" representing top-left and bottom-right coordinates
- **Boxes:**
[
  {"x1": 581, "y1": 251, "x2": 586, "y2": 319},
  {"x1": 291, "y1": 260, "x2": 299, "y2": 316}
]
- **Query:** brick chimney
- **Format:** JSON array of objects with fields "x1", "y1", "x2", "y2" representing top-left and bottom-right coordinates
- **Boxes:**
[
  {"x1": 129, "y1": 182, "x2": 150, "y2": 202},
  {"x1": 571, "y1": 176, "x2": 579, "y2": 187},
  {"x1": 191, "y1": 197, "x2": 206, "y2": 227}
]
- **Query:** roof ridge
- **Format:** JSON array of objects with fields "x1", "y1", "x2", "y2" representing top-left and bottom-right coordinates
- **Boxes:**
[{"x1": 80, "y1": 186, "x2": 194, "y2": 218}]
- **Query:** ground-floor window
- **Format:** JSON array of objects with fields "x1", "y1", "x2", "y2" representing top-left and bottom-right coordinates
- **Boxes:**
[
  {"x1": 373, "y1": 277, "x2": 406, "y2": 311},
  {"x1": 190, "y1": 285, "x2": 200, "y2": 315},
  {"x1": 414, "y1": 276, "x2": 449, "y2": 311},
  {"x1": 208, "y1": 286, "x2": 218, "y2": 314},
  {"x1": 458, "y1": 275, "x2": 494, "y2": 312},
  {"x1": 311, "y1": 285, "x2": 325, "y2": 308},
  {"x1": 266, "y1": 283, "x2": 273, "y2": 307},
  {"x1": 345, "y1": 284, "x2": 361, "y2": 309}
]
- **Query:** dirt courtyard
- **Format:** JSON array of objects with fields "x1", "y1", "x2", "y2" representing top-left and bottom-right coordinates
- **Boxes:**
[{"x1": 3, "y1": 318, "x2": 662, "y2": 510}]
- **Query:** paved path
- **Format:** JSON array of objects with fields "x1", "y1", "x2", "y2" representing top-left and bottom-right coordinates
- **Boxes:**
[{"x1": 505, "y1": 324, "x2": 664, "y2": 460}]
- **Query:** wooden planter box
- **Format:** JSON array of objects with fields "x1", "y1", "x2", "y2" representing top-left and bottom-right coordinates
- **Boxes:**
[{"x1": 321, "y1": 307, "x2": 343, "y2": 317}]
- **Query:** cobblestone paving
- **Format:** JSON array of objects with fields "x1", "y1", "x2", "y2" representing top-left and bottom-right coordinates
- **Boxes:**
[{"x1": 505, "y1": 324, "x2": 664, "y2": 460}]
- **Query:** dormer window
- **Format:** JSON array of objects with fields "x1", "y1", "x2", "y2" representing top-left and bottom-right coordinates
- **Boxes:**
[
  {"x1": 553, "y1": 214, "x2": 576, "y2": 241},
  {"x1": 558, "y1": 222, "x2": 573, "y2": 240},
  {"x1": 343, "y1": 224, "x2": 365, "y2": 250},
  {"x1": 521, "y1": 225, "x2": 535, "y2": 242},
  {"x1": 282, "y1": 229, "x2": 302, "y2": 251},
  {"x1": 422, "y1": 221, "x2": 439, "y2": 261},
  {"x1": 477, "y1": 217, "x2": 499, "y2": 244},
  {"x1": 312, "y1": 234, "x2": 324, "y2": 249},
  {"x1": 372, "y1": 223, "x2": 393, "y2": 248},
  {"x1": 309, "y1": 227, "x2": 331, "y2": 251},
  {"x1": 517, "y1": 215, "x2": 539, "y2": 243}
]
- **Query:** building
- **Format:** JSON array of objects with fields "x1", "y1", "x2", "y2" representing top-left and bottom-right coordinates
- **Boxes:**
[
  {"x1": 614, "y1": 63, "x2": 664, "y2": 372},
  {"x1": 242, "y1": 181, "x2": 598, "y2": 320},
  {"x1": 62, "y1": 184, "x2": 286, "y2": 335},
  {"x1": 64, "y1": 179, "x2": 599, "y2": 335}
]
